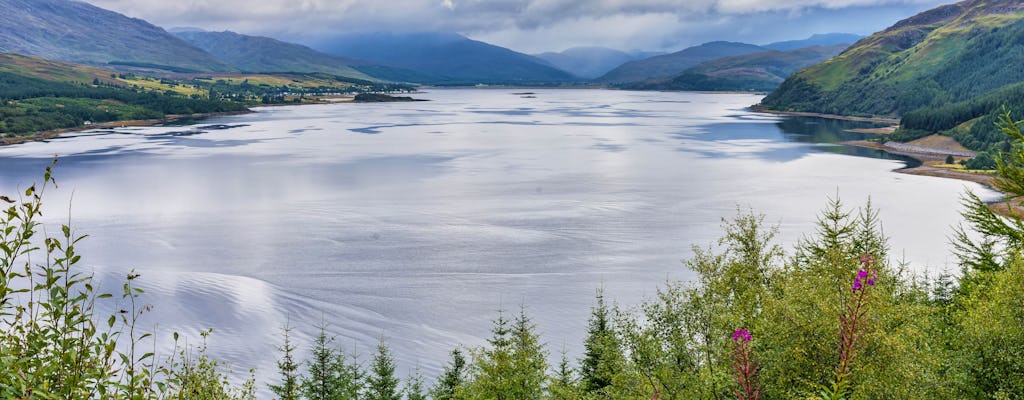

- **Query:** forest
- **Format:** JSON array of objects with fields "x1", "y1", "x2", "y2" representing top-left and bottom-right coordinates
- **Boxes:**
[
  {"x1": 0, "y1": 72, "x2": 248, "y2": 136},
  {"x1": 2, "y1": 113, "x2": 1024, "y2": 399}
]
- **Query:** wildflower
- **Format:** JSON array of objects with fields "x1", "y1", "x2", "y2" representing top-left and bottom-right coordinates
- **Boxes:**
[
  {"x1": 852, "y1": 277, "x2": 863, "y2": 292},
  {"x1": 731, "y1": 328, "x2": 760, "y2": 400},
  {"x1": 857, "y1": 270, "x2": 867, "y2": 279}
]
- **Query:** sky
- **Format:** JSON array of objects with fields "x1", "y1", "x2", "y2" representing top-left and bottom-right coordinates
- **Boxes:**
[{"x1": 85, "y1": 0, "x2": 954, "y2": 53}]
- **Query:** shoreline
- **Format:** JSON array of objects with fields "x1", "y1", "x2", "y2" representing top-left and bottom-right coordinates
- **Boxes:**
[
  {"x1": 753, "y1": 107, "x2": 900, "y2": 125},
  {"x1": 0, "y1": 110, "x2": 253, "y2": 146},
  {"x1": 844, "y1": 140, "x2": 995, "y2": 189}
]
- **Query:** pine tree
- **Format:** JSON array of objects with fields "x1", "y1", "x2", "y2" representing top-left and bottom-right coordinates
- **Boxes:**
[
  {"x1": 548, "y1": 350, "x2": 579, "y2": 400},
  {"x1": 429, "y1": 349, "x2": 467, "y2": 400},
  {"x1": 579, "y1": 288, "x2": 623, "y2": 394},
  {"x1": 509, "y1": 305, "x2": 549, "y2": 400},
  {"x1": 465, "y1": 309, "x2": 514, "y2": 398},
  {"x1": 269, "y1": 322, "x2": 301, "y2": 400},
  {"x1": 301, "y1": 321, "x2": 364, "y2": 400},
  {"x1": 404, "y1": 365, "x2": 427, "y2": 400},
  {"x1": 366, "y1": 337, "x2": 401, "y2": 400}
]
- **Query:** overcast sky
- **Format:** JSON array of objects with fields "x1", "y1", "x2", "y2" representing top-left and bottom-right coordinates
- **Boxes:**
[{"x1": 85, "y1": 0, "x2": 953, "y2": 53}]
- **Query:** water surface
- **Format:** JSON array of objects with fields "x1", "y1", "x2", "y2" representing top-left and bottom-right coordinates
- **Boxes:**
[{"x1": 0, "y1": 89, "x2": 995, "y2": 389}]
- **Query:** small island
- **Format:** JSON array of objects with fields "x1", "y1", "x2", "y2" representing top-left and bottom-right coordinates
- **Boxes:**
[{"x1": 353, "y1": 93, "x2": 427, "y2": 103}]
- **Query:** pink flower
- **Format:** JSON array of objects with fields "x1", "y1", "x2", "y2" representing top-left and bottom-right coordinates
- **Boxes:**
[{"x1": 732, "y1": 329, "x2": 752, "y2": 342}]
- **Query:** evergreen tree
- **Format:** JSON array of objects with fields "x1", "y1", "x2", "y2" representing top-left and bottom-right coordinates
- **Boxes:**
[
  {"x1": 366, "y1": 337, "x2": 402, "y2": 400},
  {"x1": 509, "y1": 306, "x2": 549, "y2": 400},
  {"x1": 301, "y1": 321, "x2": 364, "y2": 400},
  {"x1": 404, "y1": 365, "x2": 427, "y2": 400},
  {"x1": 548, "y1": 350, "x2": 579, "y2": 400},
  {"x1": 579, "y1": 288, "x2": 622, "y2": 395},
  {"x1": 430, "y1": 349, "x2": 467, "y2": 400},
  {"x1": 269, "y1": 322, "x2": 301, "y2": 400}
]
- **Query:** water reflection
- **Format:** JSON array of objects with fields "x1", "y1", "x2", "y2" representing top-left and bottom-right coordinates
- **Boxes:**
[{"x1": 0, "y1": 89, "x2": 996, "y2": 395}]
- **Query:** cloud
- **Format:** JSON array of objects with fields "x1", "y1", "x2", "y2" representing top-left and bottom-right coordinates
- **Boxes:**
[{"x1": 83, "y1": 0, "x2": 950, "y2": 52}]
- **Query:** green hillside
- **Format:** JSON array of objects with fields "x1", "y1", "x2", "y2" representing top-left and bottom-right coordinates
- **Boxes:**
[
  {"x1": 761, "y1": 0, "x2": 1024, "y2": 119},
  {"x1": 622, "y1": 44, "x2": 848, "y2": 92},
  {"x1": 0, "y1": 53, "x2": 249, "y2": 138}
]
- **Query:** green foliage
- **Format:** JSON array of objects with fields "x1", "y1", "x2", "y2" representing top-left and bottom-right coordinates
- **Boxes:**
[
  {"x1": 366, "y1": 337, "x2": 402, "y2": 400},
  {"x1": 463, "y1": 307, "x2": 549, "y2": 400},
  {"x1": 547, "y1": 351, "x2": 579, "y2": 400},
  {"x1": 270, "y1": 322, "x2": 302, "y2": 400},
  {"x1": 300, "y1": 321, "x2": 364, "y2": 400},
  {"x1": 404, "y1": 366, "x2": 427, "y2": 400},
  {"x1": 0, "y1": 160, "x2": 252, "y2": 399},
  {"x1": 0, "y1": 71, "x2": 247, "y2": 136},
  {"x1": 160, "y1": 329, "x2": 257, "y2": 400},
  {"x1": 579, "y1": 288, "x2": 624, "y2": 396},
  {"x1": 430, "y1": 349, "x2": 467, "y2": 400}
]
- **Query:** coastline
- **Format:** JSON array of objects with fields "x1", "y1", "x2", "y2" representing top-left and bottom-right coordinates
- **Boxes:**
[
  {"x1": 0, "y1": 110, "x2": 253, "y2": 146},
  {"x1": 844, "y1": 139, "x2": 995, "y2": 189},
  {"x1": 753, "y1": 107, "x2": 900, "y2": 125}
]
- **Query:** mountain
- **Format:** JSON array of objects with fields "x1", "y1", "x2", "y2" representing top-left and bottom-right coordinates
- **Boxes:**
[
  {"x1": 0, "y1": 0, "x2": 230, "y2": 73},
  {"x1": 760, "y1": 0, "x2": 1024, "y2": 119},
  {"x1": 308, "y1": 32, "x2": 576, "y2": 84},
  {"x1": 622, "y1": 44, "x2": 849, "y2": 92},
  {"x1": 175, "y1": 31, "x2": 374, "y2": 80},
  {"x1": 597, "y1": 41, "x2": 767, "y2": 83},
  {"x1": 534, "y1": 47, "x2": 640, "y2": 79},
  {"x1": 763, "y1": 33, "x2": 861, "y2": 51}
]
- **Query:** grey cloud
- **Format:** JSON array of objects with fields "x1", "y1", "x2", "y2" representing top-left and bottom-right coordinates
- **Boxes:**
[{"x1": 84, "y1": 0, "x2": 950, "y2": 52}]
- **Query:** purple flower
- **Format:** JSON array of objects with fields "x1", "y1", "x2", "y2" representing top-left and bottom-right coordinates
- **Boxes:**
[
  {"x1": 733, "y1": 329, "x2": 752, "y2": 342},
  {"x1": 859, "y1": 254, "x2": 874, "y2": 266},
  {"x1": 867, "y1": 278, "x2": 875, "y2": 286},
  {"x1": 852, "y1": 277, "x2": 863, "y2": 292},
  {"x1": 858, "y1": 270, "x2": 868, "y2": 279}
]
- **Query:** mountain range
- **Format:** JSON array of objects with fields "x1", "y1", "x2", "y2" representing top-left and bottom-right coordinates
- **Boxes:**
[
  {"x1": 622, "y1": 44, "x2": 850, "y2": 92},
  {"x1": 308, "y1": 32, "x2": 577, "y2": 85},
  {"x1": 174, "y1": 31, "x2": 374, "y2": 80},
  {"x1": 598, "y1": 41, "x2": 768, "y2": 83}
]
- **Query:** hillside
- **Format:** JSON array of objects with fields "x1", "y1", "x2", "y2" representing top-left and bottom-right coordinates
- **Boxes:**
[
  {"x1": 760, "y1": 0, "x2": 1024, "y2": 119},
  {"x1": 0, "y1": 55, "x2": 247, "y2": 138},
  {"x1": 309, "y1": 32, "x2": 576, "y2": 84},
  {"x1": 175, "y1": 31, "x2": 374, "y2": 80},
  {"x1": 533, "y1": 47, "x2": 640, "y2": 79},
  {"x1": 597, "y1": 41, "x2": 766, "y2": 83},
  {"x1": 622, "y1": 44, "x2": 849, "y2": 92},
  {"x1": 0, "y1": 0, "x2": 230, "y2": 73}
]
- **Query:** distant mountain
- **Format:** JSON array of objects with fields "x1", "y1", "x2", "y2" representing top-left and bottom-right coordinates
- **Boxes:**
[
  {"x1": 175, "y1": 31, "x2": 374, "y2": 80},
  {"x1": 597, "y1": 41, "x2": 766, "y2": 83},
  {"x1": 622, "y1": 44, "x2": 849, "y2": 92},
  {"x1": 763, "y1": 33, "x2": 861, "y2": 51},
  {"x1": 0, "y1": 0, "x2": 230, "y2": 73},
  {"x1": 309, "y1": 32, "x2": 576, "y2": 84},
  {"x1": 534, "y1": 47, "x2": 641, "y2": 79}
]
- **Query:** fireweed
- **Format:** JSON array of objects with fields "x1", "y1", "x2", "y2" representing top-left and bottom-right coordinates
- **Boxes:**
[
  {"x1": 821, "y1": 255, "x2": 877, "y2": 399},
  {"x1": 731, "y1": 329, "x2": 760, "y2": 400}
]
